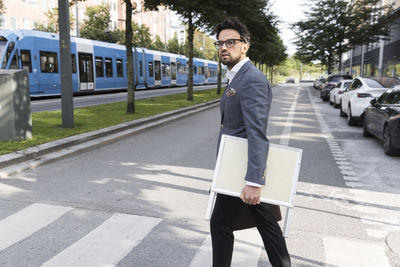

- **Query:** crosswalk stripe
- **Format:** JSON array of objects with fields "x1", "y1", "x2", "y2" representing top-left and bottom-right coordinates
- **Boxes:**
[
  {"x1": 41, "y1": 213, "x2": 161, "y2": 267},
  {"x1": 323, "y1": 236, "x2": 391, "y2": 267},
  {"x1": 0, "y1": 203, "x2": 73, "y2": 252},
  {"x1": 190, "y1": 228, "x2": 264, "y2": 267}
]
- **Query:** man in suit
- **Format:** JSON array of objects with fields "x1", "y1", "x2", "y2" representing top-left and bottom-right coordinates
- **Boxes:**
[{"x1": 210, "y1": 18, "x2": 291, "y2": 267}]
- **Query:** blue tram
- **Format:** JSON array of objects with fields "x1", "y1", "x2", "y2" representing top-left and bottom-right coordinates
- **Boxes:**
[{"x1": 0, "y1": 30, "x2": 226, "y2": 97}]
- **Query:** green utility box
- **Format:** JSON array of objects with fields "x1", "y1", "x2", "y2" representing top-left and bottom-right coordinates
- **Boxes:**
[{"x1": 0, "y1": 69, "x2": 32, "y2": 141}]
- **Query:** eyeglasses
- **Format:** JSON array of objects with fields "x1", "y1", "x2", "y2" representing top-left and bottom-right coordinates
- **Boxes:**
[{"x1": 214, "y1": 39, "x2": 246, "y2": 50}]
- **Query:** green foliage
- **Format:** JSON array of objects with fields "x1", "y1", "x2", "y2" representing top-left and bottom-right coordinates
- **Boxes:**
[
  {"x1": 293, "y1": 0, "x2": 394, "y2": 72},
  {"x1": 151, "y1": 35, "x2": 167, "y2": 51},
  {"x1": 0, "y1": 89, "x2": 221, "y2": 155},
  {"x1": 0, "y1": 0, "x2": 5, "y2": 13},
  {"x1": 167, "y1": 32, "x2": 184, "y2": 54},
  {"x1": 79, "y1": 4, "x2": 121, "y2": 43},
  {"x1": 33, "y1": 7, "x2": 75, "y2": 33},
  {"x1": 132, "y1": 21, "x2": 153, "y2": 48}
]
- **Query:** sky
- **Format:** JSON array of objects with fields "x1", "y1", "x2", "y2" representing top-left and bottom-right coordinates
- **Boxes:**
[{"x1": 270, "y1": 0, "x2": 310, "y2": 55}]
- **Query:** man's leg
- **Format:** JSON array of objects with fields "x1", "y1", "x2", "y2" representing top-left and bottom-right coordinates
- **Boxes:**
[
  {"x1": 210, "y1": 194, "x2": 246, "y2": 267},
  {"x1": 249, "y1": 204, "x2": 291, "y2": 267}
]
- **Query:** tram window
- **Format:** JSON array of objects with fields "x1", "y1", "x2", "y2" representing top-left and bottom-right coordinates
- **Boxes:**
[
  {"x1": 21, "y1": 50, "x2": 32, "y2": 72},
  {"x1": 177, "y1": 62, "x2": 181, "y2": 74},
  {"x1": 116, "y1": 58, "x2": 123, "y2": 77},
  {"x1": 10, "y1": 54, "x2": 19, "y2": 69},
  {"x1": 171, "y1": 62, "x2": 176, "y2": 80},
  {"x1": 148, "y1": 61, "x2": 154, "y2": 77},
  {"x1": 162, "y1": 63, "x2": 166, "y2": 77},
  {"x1": 166, "y1": 63, "x2": 171, "y2": 77},
  {"x1": 95, "y1": 57, "x2": 104, "y2": 77},
  {"x1": 105, "y1": 57, "x2": 113, "y2": 77},
  {"x1": 155, "y1": 60, "x2": 161, "y2": 80},
  {"x1": 205, "y1": 67, "x2": 208, "y2": 78},
  {"x1": 71, "y1": 54, "x2": 76, "y2": 73},
  {"x1": 40, "y1": 51, "x2": 58, "y2": 73},
  {"x1": 139, "y1": 60, "x2": 143, "y2": 77},
  {"x1": 194, "y1": 66, "x2": 197, "y2": 75}
]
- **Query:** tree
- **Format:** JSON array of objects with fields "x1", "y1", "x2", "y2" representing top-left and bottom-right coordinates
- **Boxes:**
[
  {"x1": 0, "y1": 0, "x2": 5, "y2": 13},
  {"x1": 79, "y1": 4, "x2": 121, "y2": 43},
  {"x1": 167, "y1": 32, "x2": 182, "y2": 54},
  {"x1": 144, "y1": 0, "x2": 212, "y2": 101},
  {"x1": 125, "y1": 0, "x2": 136, "y2": 114},
  {"x1": 132, "y1": 22, "x2": 153, "y2": 48},
  {"x1": 33, "y1": 7, "x2": 75, "y2": 33},
  {"x1": 293, "y1": 0, "x2": 393, "y2": 73},
  {"x1": 151, "y1": 35, "x2": 166, "y2": 51}
]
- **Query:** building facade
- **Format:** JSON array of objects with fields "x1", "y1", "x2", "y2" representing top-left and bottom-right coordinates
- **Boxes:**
[
  {"x1": 343, "y1": 0, "x2": 400, "y2": 77},
  {"x1": 0, "y1": 0, "x2": 185, "y2": 44}
]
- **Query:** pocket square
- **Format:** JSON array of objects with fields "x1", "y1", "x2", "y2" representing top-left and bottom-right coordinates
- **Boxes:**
[{"x1": 226, "y1": 87, "x2": 236, "y2": 97}]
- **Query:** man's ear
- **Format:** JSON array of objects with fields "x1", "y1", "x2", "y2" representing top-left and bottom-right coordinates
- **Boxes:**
[{"x1": 242, "y1": 43, "x2": 249, "y2": 54}]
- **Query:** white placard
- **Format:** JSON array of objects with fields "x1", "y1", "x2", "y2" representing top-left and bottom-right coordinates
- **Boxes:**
[{"x1": 205, "y1": 135, "x2": 302, "y2": 237}]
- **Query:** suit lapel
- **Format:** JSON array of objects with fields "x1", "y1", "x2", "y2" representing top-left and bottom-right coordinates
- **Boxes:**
[
  {"x1": 220, "y1": 60, "x2": 252, "y2": 124},
  {"x1": 228, "y1": 60, "x2": 252, "y2": 91}
]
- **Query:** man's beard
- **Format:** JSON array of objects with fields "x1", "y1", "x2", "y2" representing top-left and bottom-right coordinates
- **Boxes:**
[{"x1": 220, "y1": 55, "x2": 241, "y2": 69}]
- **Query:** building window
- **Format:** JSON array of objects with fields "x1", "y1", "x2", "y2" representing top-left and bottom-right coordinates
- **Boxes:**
[
  {"x1": 23, "y1": 18, "x2": 30, "y2": 29},
  {"x1": 0, "y1": 15, "x2": 5, "y2": 29},
  {"x1": 41, "y1": 0, "x2": 47, "y2": 10},
  {"x1": 10, "y1": 17, "x2": 17, "y2": 30}
]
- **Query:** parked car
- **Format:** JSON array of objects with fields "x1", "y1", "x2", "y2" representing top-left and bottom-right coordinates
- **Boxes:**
[
  {"x1": 314, "y1": 76, "x2": 326, "y2": 89},
  {"x1": 320, "y1": 74, "x2": 352, "y2": 101},
  {"x1": 286, "y1": 77, "x2": 295, "y2": 83},
  {"x1": 340, "y1": 77, "x2": 400, "y2": 125},
  {"x1": 363, "y1": 88, "x2": 400, "y2": 156},
  {"x1": 329, "y1": 79, "x2": 353, "y2": 108}
]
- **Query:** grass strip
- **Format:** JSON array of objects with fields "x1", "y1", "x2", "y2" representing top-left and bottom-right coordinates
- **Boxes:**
[{"x1": 0, "y1": 88, "x2": 221, "y2": 155}]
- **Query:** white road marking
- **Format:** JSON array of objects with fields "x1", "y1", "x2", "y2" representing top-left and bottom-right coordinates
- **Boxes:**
[
  {"x1": 280, "y1": 87, "x2": 300, "y2": 146},
  {"x1": 323, "y1": 236, "x2": 391, "y2": 267},
  {"x1": 0, "y1": 203, "x2": 73, "y2": 251},
  {"x1": 190, "y1": 228, "x2": 264, "y2": 267},
  {"x1": 41, "y1": 213, "x2": 161, "y2": 267}
]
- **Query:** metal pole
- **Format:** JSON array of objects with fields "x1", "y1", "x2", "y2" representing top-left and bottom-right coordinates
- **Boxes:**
[{"x1": 59, "y1": 0, "x2": 74, "y2": 127}]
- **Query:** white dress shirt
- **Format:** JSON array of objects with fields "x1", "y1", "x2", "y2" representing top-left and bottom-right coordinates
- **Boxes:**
[{"x1": 225, "y1": 57, "x2": 262, "y2": 188}]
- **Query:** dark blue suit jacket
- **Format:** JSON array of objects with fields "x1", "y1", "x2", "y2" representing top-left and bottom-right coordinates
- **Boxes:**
[{"x1": 218, "y1": 60, "x2": 272, "y2": 185}]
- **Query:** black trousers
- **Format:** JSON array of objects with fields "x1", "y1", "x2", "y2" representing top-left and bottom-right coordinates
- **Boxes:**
[{"x1": 210, "y1": 194, "x2": 291, "y2": 267}]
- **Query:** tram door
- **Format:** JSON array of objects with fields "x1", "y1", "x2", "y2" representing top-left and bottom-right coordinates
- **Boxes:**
[{"x1": 78, "y1": 53, "x2": 94, "y2": 91}]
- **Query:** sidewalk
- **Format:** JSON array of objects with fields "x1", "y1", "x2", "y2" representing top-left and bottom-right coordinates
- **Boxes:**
[{"x1": 0, "y1": 99, "x2": 220, "y2": 179}]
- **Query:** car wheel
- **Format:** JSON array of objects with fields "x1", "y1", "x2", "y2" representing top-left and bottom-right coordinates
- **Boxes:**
[
  {"x1": 329, "y1": 98, "x2": 333, "y2": 105},
  {"x1": 340, "y1": 102, "x2": 346, "y2": 117},
  {"x1": 383, "y1": 124, "x2": 400, "y2": 156},
  {"x1": 362, "y1": 118, "x2": 372, "y2": 137},
  {"x1": 347, "y1": 105, "x2": 357, "y2": 126}
]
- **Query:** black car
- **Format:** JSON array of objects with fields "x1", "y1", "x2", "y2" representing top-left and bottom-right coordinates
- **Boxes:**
[
  {"x1": 321, "y1": 74, "x2": 352, "y2": 101},
  {"x1": 363, "y1": 88, "x2": 400, "y2": 156}
]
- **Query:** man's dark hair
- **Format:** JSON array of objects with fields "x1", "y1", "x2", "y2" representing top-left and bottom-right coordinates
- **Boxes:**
[{"x1": 215, "y1": 18, "x2": 251, "y2": 44}]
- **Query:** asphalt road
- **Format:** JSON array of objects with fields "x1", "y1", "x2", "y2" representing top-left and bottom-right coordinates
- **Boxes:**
[
  {"x1": 1, "y1": 83, "x2": 399, "y2": 266},
  {"x1": 31, "y1": 84, "x2": 222, "y2": 112}
]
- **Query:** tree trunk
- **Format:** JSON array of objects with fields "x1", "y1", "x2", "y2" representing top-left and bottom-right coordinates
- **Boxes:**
[
  {"x1": 125, "y1": 0, "x2": 135, "y2": 113},
  {"x1": 217, "y1": 57, "x2": 222, "y2": 95},
  {"x1": 270, "y1": 65, "x2": 274, "y2": 84},
  {"x1": 187, "y1": 12, "x2": 194, "y2": 101}
]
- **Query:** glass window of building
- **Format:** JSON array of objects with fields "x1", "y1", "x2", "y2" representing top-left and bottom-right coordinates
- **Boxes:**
[{"x1": 10, "y1": 17, "x2": 17, "y2": 30}]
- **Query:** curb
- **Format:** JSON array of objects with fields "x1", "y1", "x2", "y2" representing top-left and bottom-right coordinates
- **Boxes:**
[{"x1": 0, "y1": 99, "x2": 220, "y2": 178}]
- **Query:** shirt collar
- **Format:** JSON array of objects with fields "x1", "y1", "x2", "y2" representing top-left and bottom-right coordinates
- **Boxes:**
[{"x1": 226, "y1": 57, "x2": 250, "y2": 84}]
